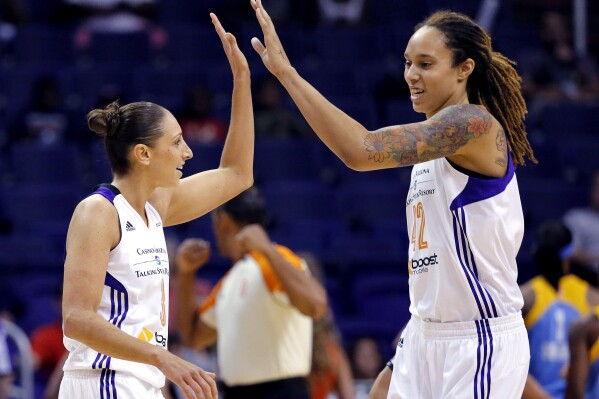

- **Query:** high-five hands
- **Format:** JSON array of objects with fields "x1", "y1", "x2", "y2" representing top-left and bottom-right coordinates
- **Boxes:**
[
  {"x1": 250, "y1": 0, "x2": 294, "y2": 78},
  {"x1": 211, "y1": 12, "x2": 250, "y2": 78}
]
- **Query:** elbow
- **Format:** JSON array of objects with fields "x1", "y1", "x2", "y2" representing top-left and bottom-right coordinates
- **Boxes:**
[
  {"x1": 308, "y1": 295, "x2": 329, "y2": 321},
  {"x1": 62, "y1": 310, "x2": 82, "y2": 340},
  {"x1": 341, "y1": 156, "x2": 370, "y2": 172}
]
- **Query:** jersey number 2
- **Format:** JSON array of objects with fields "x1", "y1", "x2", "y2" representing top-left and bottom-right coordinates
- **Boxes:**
[{"x1": 411, "y1": 202, "x2": 428, "y2": 251}]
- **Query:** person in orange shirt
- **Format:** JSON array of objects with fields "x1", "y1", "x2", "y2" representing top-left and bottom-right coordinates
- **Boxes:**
[{"x1": 175, "y1": 187, "x2": 328, "y2": 399}]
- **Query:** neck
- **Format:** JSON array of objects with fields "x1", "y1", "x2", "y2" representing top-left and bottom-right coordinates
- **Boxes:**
[{"x1": 111, "y1": 174, "x2": 155, "y2": 218}]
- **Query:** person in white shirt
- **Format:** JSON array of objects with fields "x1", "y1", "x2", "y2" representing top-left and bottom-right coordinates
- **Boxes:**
[{"x1": 249, "y1": 1, "x2": 536, "y2": 397}]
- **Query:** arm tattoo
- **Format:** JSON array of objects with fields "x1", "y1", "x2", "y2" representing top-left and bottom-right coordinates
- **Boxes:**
[
  {"x1": 363, "y1": 104, "x2": 493, "y2": 166},
  {"x1": 495, "y1": 128, "x2": 508, "y2": 167}
]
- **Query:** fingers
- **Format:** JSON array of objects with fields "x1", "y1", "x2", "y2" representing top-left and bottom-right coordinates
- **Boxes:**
[
  {"x1": 251, "y1": 37, "x2": 265, "y2": 54},
  {"x1": 190, "y1": 370, "x2": 218, "y2": 399}
]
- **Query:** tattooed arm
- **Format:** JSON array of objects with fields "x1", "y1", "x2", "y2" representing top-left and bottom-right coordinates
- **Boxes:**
[{"x1": 366, "y1": 104, "x2": 508, "y2": 176}]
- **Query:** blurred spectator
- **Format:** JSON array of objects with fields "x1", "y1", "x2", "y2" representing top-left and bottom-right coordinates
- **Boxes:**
[
  {"x1": 563, "y1": 170, "x2": 599, "y2": 278},
  {"x1": 10, "y1": 76, "x2": 72, "y2": 145},
  {"x1": 519, "y1": 11, "x2": 599, "y2": 103},
  {"x1": 0, "y1": 321, "x2": 13, "y2": 399},
  {"x1": 175, "y1": 84, "x2": 228, "y2": 145},
  {"x1": 254, "y1": 76, "x2": 312, "y2": 138},
  {"x1": 62, "y1": 0, "x2": 167, "y2": 51},
  {"x1": 30, "y1": 285, "x2": 66, "y2": 398},
  {"x1": 349, "y1": 336, "x2": 384, "y2": 399},
  {"x1": 0, "y1": 0, "x2": 25, "y2": 59},
  {"x1": 566, "y1": 306, "x2": 599, "y2": 398},
  {"x1": 301, "y1": 252, "x2": 354, "y2": 399},
  {"x1": 520, "y1": 220, "x2": 599, "y2": 398},
  {"x1": 317, "y1": 0, "x2": 369, "y2": 26},
  {"x1": 309, "y1": 313, "x2": 355, "y2": 399}
]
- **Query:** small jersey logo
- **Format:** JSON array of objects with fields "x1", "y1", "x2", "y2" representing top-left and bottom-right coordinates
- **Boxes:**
[
  {"x1": 138, "y1": 327, "x2": 153, "y2": 342},
  {"x1": 155, "y1": 255, "x2": 161, "y2": 266},
  {"x1": 398, "y1": 338, "x2": 404, "y2": 348},
  {"x1": 125, "y1": 221, "x2": 135, "y2": 232}
]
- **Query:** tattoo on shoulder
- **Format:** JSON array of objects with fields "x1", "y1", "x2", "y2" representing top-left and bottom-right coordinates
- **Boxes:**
[
  {"x1": 495, "y1": 128, "x2": 508, "y2": 167},
  {"x1": 363, "y1": 104, "x2": 493, "y2": 166}
]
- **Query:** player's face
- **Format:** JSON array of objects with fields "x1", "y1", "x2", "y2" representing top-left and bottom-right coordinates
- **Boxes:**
[
  {"x1": 404, "y1": 26, "x2": 468, "y2": 118},
  {"x1": 151, "y1": 112, "x2": 193, "y2": 187}
]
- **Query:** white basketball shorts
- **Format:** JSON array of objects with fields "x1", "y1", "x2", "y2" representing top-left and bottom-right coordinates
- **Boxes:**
[
  {"x1": 388, "y1": 312, "x2": 529, "y2": 399},
  {"x1": 59, "y1": 370, "x2": 165, "y2": 399}
]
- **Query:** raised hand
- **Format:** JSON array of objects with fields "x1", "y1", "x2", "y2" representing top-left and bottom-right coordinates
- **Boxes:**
[
  {"x1": 176, "y1": 238, "x2": 211, "y2": 274},
  {"x1": 157, "y1": 349, "x2": 218, "y2": 399},
  {"x1": 250, "y1": 0, "x2": 293, "y2": 78},
  {"x1": 210, "y1": 12, "x2": 249, "y2": 78}
]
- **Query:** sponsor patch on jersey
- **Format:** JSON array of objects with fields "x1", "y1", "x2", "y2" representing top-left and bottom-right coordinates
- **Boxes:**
[
  {"x1": 408, "y1": 253, "x2": 439, "y2": 275},
  {"x1": 125, "y1": 221, "x2": 135, "y2": 232},
  {"x1": 138, "y1": 327, "x2": 153, "y2": 342}
]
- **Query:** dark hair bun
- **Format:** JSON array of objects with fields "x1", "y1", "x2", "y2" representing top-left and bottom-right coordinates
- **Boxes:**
[{"x1": 87, "y1": 100, "x2": 121, "y2": 138}]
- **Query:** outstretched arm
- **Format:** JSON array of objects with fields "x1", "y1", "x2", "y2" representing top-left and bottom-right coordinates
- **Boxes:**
[
  {"x1": 153, "y1": 13, "x2": 254, "y2": 227},
  {"x1": 250, "y1": 0, "x2": 501, "y2": 175}
]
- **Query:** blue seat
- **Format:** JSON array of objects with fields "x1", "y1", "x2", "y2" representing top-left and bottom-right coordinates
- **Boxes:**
[
  {"x1": 163, "y1": 26, "x2": 229, "y2": 64},
  {"x1": 313, "y1": 27, "x2": 381, "y2": 63},
  {"x1": 261, "y1": 181, "x2": 338, "y2": 228},
  {"x1": 518, "y1": 177, "x2": 586, "y2": 227},
  {"x1": 541, "y1": 103, "x2": 599, "y2": 137},
  {"x1": 336, "y1": 180, "x2": 407, "y2": 227},
  {"x1": 14, "y1": 26, "x2": 75, "y2": 65},
  {"x1": 10, "y1": 142, "x2": 86, "y2": 185},
  {"x1": 254, "y1": 139, "x2": 323, "y2": 183},
  {"x1": 385, "y1": 100, "x2": 425, "y2": 126},
  {"x1": 84, "y1": 32, "x2": 153, "y2": 65},
  {"x1": 556, "y1": 137, "x2": 599, "y2": 183},
  {"x1": 184, "y1": 144, "x2": 224, "y2": 175},
  {"x1": 5, "y1": 183, "x2": 84, "y2": 232}
]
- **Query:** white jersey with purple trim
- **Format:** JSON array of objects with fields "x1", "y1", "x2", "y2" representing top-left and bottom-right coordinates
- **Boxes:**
[
  {"x1": 63, "y1": 184, "x2": 169, "y2": 389},
  {"x1": 406, "y1": 154, "x2": 524, "y2": 322}
]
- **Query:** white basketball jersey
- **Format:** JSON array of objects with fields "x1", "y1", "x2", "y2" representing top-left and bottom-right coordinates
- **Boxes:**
[
  {"x1": 406, "y1": 154, "x2": 524, "y2": 322},
  {"x1": 63, "y1": 184, "x2": 169, "y2": 388}
]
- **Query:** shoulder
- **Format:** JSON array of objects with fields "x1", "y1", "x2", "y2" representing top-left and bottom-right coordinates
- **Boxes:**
[
  {"x1": 73, "y1": 194, "x2": 118, "y2": 222},
  {"x1": 431, "y1": 104, "x2": 493, "y2": 123},
  {"x1": 67, "y1": 195, "x2": 119, "y2": 240}
]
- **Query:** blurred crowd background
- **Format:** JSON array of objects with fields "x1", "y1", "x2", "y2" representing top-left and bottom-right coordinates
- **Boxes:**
[{"x1": 0, "y1": 0, "x2": 598, "y2": 398}]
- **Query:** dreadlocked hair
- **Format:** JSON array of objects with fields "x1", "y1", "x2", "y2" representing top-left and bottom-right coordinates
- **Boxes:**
[{"x1": 417, "y1": 11, "x2": 537, "y2": 166}]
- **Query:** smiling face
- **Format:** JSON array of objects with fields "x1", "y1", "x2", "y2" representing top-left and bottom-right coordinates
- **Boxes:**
[
  {"x1": 404, "y1": 26, "x2": 471, "y2": 118},
  {"x1": 148, "y1": 111, "x2": 193, "y2": 188}
]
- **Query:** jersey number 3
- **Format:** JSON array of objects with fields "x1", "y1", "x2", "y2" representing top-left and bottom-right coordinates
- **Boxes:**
[{"x1": 411, "y1": 202, "x2": 428, "y2": 251}]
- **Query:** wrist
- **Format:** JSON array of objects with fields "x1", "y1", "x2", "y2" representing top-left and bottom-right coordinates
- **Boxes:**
[
  {"x1": 276, "y1": 66, "x2": 298, "y2": 84},
  {"x1": 233, "y1": 71, "x2": 251, "y2": 83}
]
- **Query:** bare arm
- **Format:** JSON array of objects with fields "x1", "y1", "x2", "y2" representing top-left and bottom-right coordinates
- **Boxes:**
[
  {"x1": 565, "y1": 316, "x2": 594, "y2": 399},
  {"x1": 335, "y1": 348, "x2": 356, "y2": 399},
  {"x1": 151, "y1": 13, "x2": 254, "y2": 227},
  {"x1": 237, "y1": 225, "x2": 329, "y2": 319},
  {"x1": 62, "y1": 198, "x2": 217, "y2": 399},
  {"x1": 522, "y1": 374, "x2": 552, "y2": 399},
  {"x1": 368, "y1": 365, "x2": 392, "y2": 399},
  {"x1": 520, "y1": 281, "x2": 535, "y2": 320},
  {"x1": 174, "y1": 239, "x2": 218, "y2": 349},
  {"x1": 250, "y1": 0, "x2": 501, "y2": 175}
]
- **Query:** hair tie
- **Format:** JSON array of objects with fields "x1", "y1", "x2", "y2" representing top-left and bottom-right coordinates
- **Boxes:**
[{"x1": 559, "y1": 241, "x2": 575, "y2": 260}]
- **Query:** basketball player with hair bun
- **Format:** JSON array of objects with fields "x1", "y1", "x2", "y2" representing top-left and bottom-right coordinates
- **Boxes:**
[
  {"x1": 60, "y1": 13, "x2": 253, "y2": 399},
  {"x1": 250, "y1": 0, "x2": 535, "y2": 397}
]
